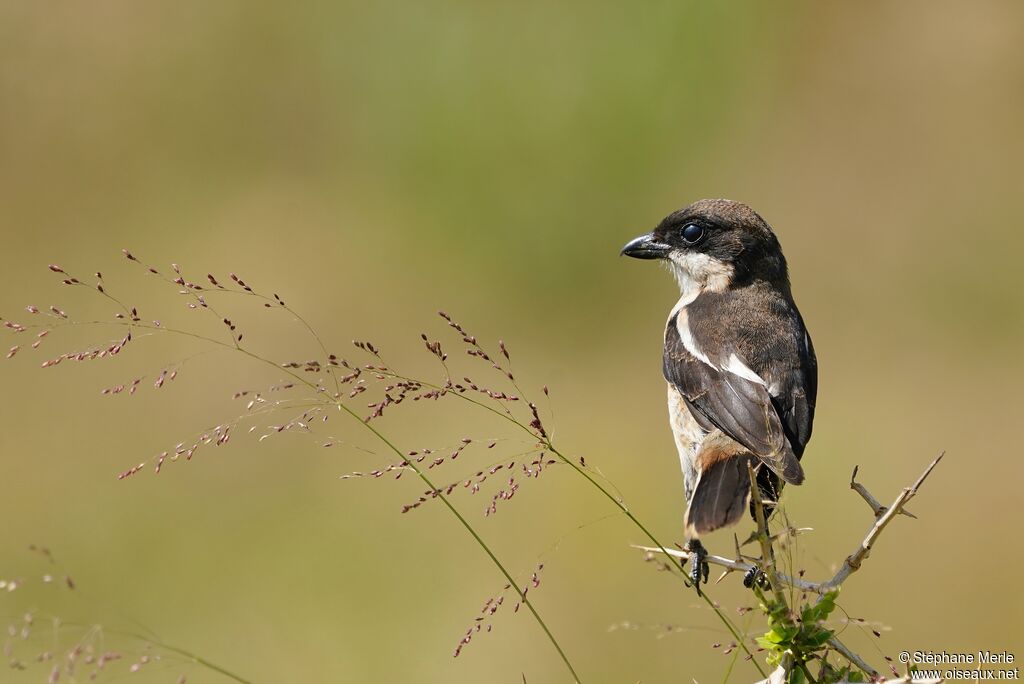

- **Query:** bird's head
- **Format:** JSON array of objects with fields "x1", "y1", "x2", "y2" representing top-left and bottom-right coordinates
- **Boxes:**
[{"x1": 621, "y1": 199, "x2": 789, "y2": 295}]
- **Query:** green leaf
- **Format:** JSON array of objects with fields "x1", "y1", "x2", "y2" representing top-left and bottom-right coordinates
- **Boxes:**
[
  {"x1": 800, "y1": 604, "x2": 820, "y2": 623},
  {"x1": 805, "y1": 627, "x2": 834, "y2": 648},
  {"x1": 816, "y1": 590, "x2": 840, "y2": 619},
  {"x1": 777, "y1": 623, "x2": 800, "y2": 641}
]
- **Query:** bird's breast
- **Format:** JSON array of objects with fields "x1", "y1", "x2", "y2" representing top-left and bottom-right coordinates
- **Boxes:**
[{"x1": 667, "y1": 384, "x2": 704, "y2": 498}]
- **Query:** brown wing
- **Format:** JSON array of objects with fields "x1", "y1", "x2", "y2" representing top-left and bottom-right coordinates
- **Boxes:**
[{"x1": 663, "y1": 311, "x2": 805, "y2": 484}]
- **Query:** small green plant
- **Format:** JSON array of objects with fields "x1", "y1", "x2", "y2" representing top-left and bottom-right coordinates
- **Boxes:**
[
  {"x1": 754, "y1": 587, "x2": 841, "y2": 680},
  {"x1": 640, "y1": 456, "x2": 941, "y2": 682},
  {"x1": 756, "y1": 589, "x2": 838, "y2": 670}
]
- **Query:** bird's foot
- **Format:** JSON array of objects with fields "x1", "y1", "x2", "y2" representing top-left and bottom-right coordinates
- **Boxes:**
[
  {"x1": 686, "y1": 539, "x2": 710, "y2": 595},
  {"x1": 742, "y1": 565, "x2": 769, "y2": 590}
]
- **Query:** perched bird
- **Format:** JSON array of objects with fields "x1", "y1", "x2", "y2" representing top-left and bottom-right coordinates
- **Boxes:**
[{"x1": 621, "y1": 199, "x2": 817, "y2": 590}]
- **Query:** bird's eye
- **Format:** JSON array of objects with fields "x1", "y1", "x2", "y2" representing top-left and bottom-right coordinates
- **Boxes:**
[{"x1": 681, "y1": 223, "x2": 705, "y2": 245}]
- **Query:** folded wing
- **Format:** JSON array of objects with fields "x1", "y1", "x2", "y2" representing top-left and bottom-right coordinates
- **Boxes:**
[{"x1": 663, "y1": 311, "x2": 810, "y2": 484}]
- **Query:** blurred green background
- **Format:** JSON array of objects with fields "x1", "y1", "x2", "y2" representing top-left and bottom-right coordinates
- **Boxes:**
[{"x1": 2, "y1": 2, "x2": 1022, "y2": 682}]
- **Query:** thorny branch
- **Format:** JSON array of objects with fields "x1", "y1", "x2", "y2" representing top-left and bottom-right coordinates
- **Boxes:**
[
  {"x1": 639, "y1": 454, "x2": 942, "y2": 595},
  {"x1": 823, "y1": 454, "x2": 942, "y2": 591},
  {"x1": 849, "y1": 466, "x2": 917, "y2": 521},
  {"x1": 637, "y1": 453, "x2": 944, "y2": 681}
]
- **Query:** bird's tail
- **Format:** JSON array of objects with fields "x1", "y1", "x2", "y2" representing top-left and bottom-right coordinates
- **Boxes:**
[{"x1": 684, "y1": 454, "x2": 756, "y2": 537}]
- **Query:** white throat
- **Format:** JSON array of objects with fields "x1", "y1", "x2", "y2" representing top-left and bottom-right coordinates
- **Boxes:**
[{"x1": 665, "y1": 251, "x2": 733, "y2": 307}]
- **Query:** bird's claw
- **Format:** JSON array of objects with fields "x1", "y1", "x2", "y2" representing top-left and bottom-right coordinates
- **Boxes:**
[
  {"x1": 742, "y1": 565, "x2": 769, "y2": 590},
  {"x1": 686, "y1": 539, "x2": 710, "y2": 595}
]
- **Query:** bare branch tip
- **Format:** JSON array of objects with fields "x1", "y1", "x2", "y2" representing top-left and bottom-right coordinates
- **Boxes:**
[{"x1": 911, "y1": 452, "x2": 944, "y2": 492}]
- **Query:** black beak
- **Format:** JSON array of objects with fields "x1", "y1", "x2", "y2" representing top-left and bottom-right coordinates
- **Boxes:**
[{"x1": 621, "y1": 232, "x2": 671, "y2": 260}]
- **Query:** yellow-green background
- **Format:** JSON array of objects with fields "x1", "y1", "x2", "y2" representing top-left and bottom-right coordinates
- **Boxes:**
[{"x1": 2, "y1": 2, "x2": 1022, "y2": 682}]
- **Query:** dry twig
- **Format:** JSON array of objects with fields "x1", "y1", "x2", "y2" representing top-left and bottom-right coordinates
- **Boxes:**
[{"x1": 637, "y1": 453, "x2": 945, "y2": 681}]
